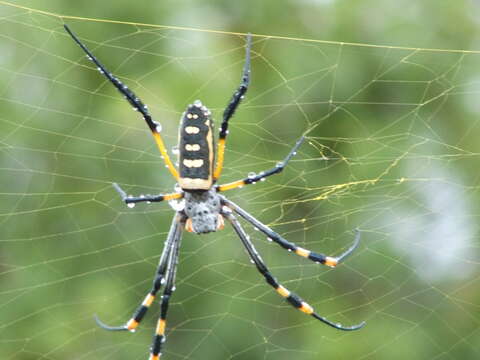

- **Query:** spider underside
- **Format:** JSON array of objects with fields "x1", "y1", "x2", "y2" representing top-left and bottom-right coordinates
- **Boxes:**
[{"x1": 64, "y1": 24, "x2": 365, "y2": 360}]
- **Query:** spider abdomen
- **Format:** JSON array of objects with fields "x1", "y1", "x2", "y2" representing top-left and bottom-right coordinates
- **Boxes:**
[{"x1": 178, "y1": 100, "x2": 215, "y2": 190}]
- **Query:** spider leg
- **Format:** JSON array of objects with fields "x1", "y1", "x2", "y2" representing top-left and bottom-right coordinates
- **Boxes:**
[
  {"x1": 220, "y1": 196, "x2": 360, "y2": 267},
  {"x1": 112, "y1": 183, "x2": 183, "y2": 206},
  {"x1": 216, "y1": 135, "x2": 305, "y2": 192},
  {"x1": 64, "y1": 24, "x2": 179, "y2": 180},
  {"x1": 223, "y1": 208, "x2": 365, "y2": 331},
  {"x1": 149, "y1": 218, "x2": 183, "y2": 360},
  {"x1": 213, "y1": 33, "x2": 252, "y2": 181},
  {"x1": 95, "y1": 214, "x2": 184, "y2": 332}
]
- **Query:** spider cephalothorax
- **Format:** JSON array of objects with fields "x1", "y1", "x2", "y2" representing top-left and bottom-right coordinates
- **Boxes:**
[
  {"x1": 65, "y1": 24, "x2": 365, "y2": 360},
  {"x1": 183, "y1": 188, "x2": 223, "y2": 234}
]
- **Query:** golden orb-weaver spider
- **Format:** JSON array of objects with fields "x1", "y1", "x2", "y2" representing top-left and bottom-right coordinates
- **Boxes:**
[{"x1": 64, "y1": 24, "x2": 365, "y2": 360}]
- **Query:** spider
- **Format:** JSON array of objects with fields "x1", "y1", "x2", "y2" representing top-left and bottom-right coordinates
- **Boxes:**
[{"x1": 64, "y1": 25, "x2": 365, "y2": 360}]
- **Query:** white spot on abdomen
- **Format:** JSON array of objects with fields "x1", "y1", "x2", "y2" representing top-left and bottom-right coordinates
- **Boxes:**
[
  {"x1": 185, "y1": 144, "x2": 201, "y2": 151},
  {"x1": 183, "y1": 159, "x2": 204, "y2": 167},
  {"x1": 185, "y1": 126, "x2": 200, "y2": 134}
]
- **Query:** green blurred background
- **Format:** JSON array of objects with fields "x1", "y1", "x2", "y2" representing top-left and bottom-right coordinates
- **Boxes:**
[{"x1": 1, "y1": 1, "x2": 479, "y2": 359}]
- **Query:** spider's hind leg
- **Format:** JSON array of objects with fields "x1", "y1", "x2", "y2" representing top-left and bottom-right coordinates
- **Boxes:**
[
  {"x1": 64, "y1": 24, "x2": 179, "y2": 181},
  {"x1": 213, "y1": 33, "x2": 252, "y2": 181}
]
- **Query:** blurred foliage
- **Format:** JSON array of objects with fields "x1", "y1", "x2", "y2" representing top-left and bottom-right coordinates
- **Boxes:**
[{"x1": 1, "y1": 1, "x2": 480, "y2": 360}]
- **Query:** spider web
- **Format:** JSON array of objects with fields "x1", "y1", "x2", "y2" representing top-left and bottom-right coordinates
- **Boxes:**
[{"x1": 1, "y1": 3, "x2": 480, "y2": 360}]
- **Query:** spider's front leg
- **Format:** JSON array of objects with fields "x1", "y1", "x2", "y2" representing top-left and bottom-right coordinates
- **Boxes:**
[
  {"x1": 95, "y1": 214, "x2": 184, "y2": 333},
  {"x1": 113, "y1": 183, "x2": 183, "y2": 206},
  {"x1": 223, "y1": 208, "x2": 365, "y2": 331},
  {"x1": 220, "y1": 195, "x2": 360, "y2": 267}
]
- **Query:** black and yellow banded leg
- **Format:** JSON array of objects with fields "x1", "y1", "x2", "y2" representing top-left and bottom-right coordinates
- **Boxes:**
[
  {"x1": 95, "y1": 214, "x2": 184, "y2": 333},
  {"x1": 216, "y1": 135, "x2": 305, "y2": 192},
  {"x1": 220, "y1": 196, "x2": 361, "y2": 267},
  {"x1": 149, "y1": 218, "x2": 183, "y2": 360},
  {"x1": 64, "y1": 24, "x2": 179, "y2": 180},
  {"x1": 223, "y1": 209, "x2": 365, "y2": 331},
  {"x1": 113, "y1": 183, "x2": 183, "y2": 206},
  {"x1": 95, "y1": 292, "x2": 157, "y2": 333},
  {"x1": 149, "y1": 296, "x2": 169, "y2": 360},
  {"x1": 213, "y1": 33, "x2": 252, "y2": 181}
]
